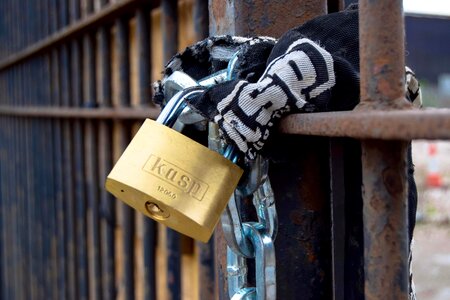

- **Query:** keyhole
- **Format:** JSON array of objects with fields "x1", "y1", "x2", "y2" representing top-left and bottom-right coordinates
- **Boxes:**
[{"x1": 145, "y1": 201, "x2": 170, "y2": 220}]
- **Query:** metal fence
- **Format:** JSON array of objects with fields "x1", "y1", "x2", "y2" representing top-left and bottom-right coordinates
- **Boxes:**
[{"x1": 0, "y1": 0, "x2": 449, "y2": 299}]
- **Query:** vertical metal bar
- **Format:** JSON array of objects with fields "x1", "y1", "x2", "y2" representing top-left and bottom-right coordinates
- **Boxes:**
[
  {"x1": 9, "y1": 66, "x2": 21, "y2": 298},
  {"x1": 12, "y1": 46, "x2": 20, "y2": 300},
  {"x1": 359, "y1": 0, "x2": 407, "y2": 110},
  {"x1": 13, "y1": 1, "x2": 23, "y2": 295},
  {"x1": 193, "y1": 1, "x2": 216, "y2": 298},
  {"x1": 56, "y1": 52, "x2": 65, "y2": 300},
  {"x1": 35, "y1": 56, "x2": 44, "y2": 295},
  {"x1": 161, "y1": 1, "x2": 181, "y2": 298},
  {"x1": 361, "y1": 140, "x2": 409, "y2": 299},
  {"x1": 6, "y1": 65, "x2": 13, "y2": 300},
  {"x1": 40, "y1": 50, "x2": 55, "y2": 300},
  {"x1": 358, "y1": 1, "x2": 409, "y2": 299},
  {"x1": 43, "y1": 0, "x2": 59, "y2": 292},
  {"x1": 72, "y1": 36, "x2": 90, "y2": 300},
  {"x1": 36, "y1": 1, "x2": 44, "y2": 297},
  {"x1": 161, "y1": 0, "x2": 179, "y2": 62},
  {"x1": 136, "y1": 8, "x2": 152, "y2": 107},
  {"x1": 116, "y1": 16, "x2": 135, "y2": 300},
  {"x1": 69, "y1": 6, "x2": 87, "y2": 300},
  {"x1": 136, "y1": 6, "x2": 157, "y2": 300},
  {"x1": 27, "y1": 63, "x2": 34, "y2": 300},
  {"x1": 70, "y1": 0, "x2": 81, "y2": 24},
  {"x1": 41, "y1": 52, "x2": 58, "y2": 300},
  {"x1": 1, "y1": 58, "x2": 6, "y2": 300},
  {"x1": 59, "y1": 0, "x2": 72, "y2": 292},
  {"x1": 39, "y1": 53, "x2": 55, "y2": 300},
  {"x1": 13, "y1": 4, "x2": 22, "y2": 298},
  {"x1": 61, "y1": 42, "x2": 77, "y2": 300},
  {"x1": 3, "y1": 68, "x2": 8, "y2": 300},
  {"x1": 25, "y1": 61, "x2": 32, "y2": 300},
  {"x1": 97, "y1": 23, "x2": 116, "y2": 300},
  {"x1": 70, "y1": 1, "x2": 88, "y2": 294},
  {"x1": 26, "y1": 59, "x2": 35, "y2": 300},
  {"x1": 3, "y1": 64, "x2": 11, "y2": 300},
  {"x1": 8, "y1": 65, "x2": 13, "y2": 300},
  {"x1": 32, "y1": 2, "x2": 50, "y2": 294},
  {"x1": 96, "y1": 1, "x2": 115, "y2": 295},
  {"x1": 329, "y1": 139, "x2": 346, "y2": 300},
  {"x1": 21, "y1": 52, "x2": 30, "y2": 297},
  {"x1": 29, "y1": 39, "x2": 38, "y2": 300},
  {"x1": 57, "y1": 0, "x2": 70, "y2": 299},
  {"x1": 21, "y1": 4, "x2": 29, "y2": 297},
  {"x1": 162, "y1": 2, "x2": 179, "y2": 290},
  {"x1": 193, "y1": 0, "x2": 209, "y2": 43},
  {"x1": 3, "y1": 59, "x2": 12, "y2": 300},
  {"x1": 11, "y1": 63, "x2": 19, "y2": 300},
  {"x1": 82, "y1": 0, "x2": 102, "y2": 297},
  {"x1": 0, "y1": 70, "x2": 7, "y2": 300},
  {"x1": 25, "y1": 57, "x2": 32, "y2": 300}
]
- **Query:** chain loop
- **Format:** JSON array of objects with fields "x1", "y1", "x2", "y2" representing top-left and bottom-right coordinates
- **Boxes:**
[{"x1": 221, "y1": 154, "x2": 278, "y2": 300}]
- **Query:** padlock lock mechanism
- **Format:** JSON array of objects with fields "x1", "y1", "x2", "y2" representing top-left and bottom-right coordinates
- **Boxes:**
[{"x1": 106, "y1": 119, "x2": 243, "y2": 242}]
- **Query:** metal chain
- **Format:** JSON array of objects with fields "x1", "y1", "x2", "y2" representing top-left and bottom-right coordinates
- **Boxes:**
[
  {"x1": 227, "y1": 164, "x2": 277, "y2": 300},
  {"x1": 164, "y1": 52, "x2": 278, "y2": 299},
  {"x1": 208, "y1": 121, "x2": 278, "y2": 300}
]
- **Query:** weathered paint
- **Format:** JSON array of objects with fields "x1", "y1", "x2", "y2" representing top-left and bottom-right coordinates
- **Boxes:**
[{"x1": 359, "y1": 1, "x2": 410, "y2": 299}]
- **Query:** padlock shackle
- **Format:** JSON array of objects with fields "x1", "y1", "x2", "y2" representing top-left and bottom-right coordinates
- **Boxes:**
[
  {"x1": 227, "y1": 51, "x2": 240, "y2": 81},
  {"x1": 156, "y1": 86, "x2": 205, "y2": 127}
]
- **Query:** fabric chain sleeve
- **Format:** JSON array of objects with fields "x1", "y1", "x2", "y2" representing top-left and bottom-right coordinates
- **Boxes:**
[{"x1": 212, "y1": 38, "x2": 336, "y2": 159}]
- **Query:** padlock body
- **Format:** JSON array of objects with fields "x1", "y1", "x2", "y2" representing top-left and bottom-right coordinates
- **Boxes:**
[{"x1": 106, "y1": 119, "x2": 243, "y2": 242}]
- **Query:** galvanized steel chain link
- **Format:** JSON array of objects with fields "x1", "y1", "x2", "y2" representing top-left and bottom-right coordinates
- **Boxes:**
[{"x1": 209, "y1": 125, "x2": 278, "y2": 300}]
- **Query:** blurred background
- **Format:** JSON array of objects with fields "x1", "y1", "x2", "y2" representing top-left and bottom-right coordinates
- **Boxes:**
[{"x1": 403, "y1": 1, "x2": 450, "y2": 299}]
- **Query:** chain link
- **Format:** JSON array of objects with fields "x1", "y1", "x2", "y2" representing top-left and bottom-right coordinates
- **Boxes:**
[{"x1": 216, "y1": 136, "x2": 278, "y2": 299}]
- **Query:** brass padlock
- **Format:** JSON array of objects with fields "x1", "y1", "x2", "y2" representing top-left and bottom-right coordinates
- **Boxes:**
[{"x1": 105, "y1": 88, "x2": 243, "y2": 242}]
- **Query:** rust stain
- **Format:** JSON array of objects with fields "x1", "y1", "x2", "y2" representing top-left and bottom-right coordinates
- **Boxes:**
[
  {"x1": 382, "y1": 167, "x2": 405, "y2": 197},
  {"x1": 211, "y1": 0, "x2": 226, "y2": 27}
]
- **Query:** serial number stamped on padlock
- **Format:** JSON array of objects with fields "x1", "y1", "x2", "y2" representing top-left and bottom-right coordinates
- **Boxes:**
[{"x1": 157, "y1": 185, "x2": 177, "y2": 200}]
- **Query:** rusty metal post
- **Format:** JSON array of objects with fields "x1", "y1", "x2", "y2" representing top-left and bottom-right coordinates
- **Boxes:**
[
  {"x1": 358, "y1": 1, "x2": 410, "y2": 299},
  {"x1": 209, "y1": 0, "x2": 326, "y2": 37},
  {"x1": 209, "y1": 1, "x2": 331, "y2": 298},
  {"x1": 358, "y1": 0, "x2": 409, "y2": 110}
]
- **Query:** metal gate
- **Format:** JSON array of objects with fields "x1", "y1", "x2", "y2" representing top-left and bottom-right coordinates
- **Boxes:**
[{"x1": 0, "y1": 0, "x2": 449, "y2": 299}]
